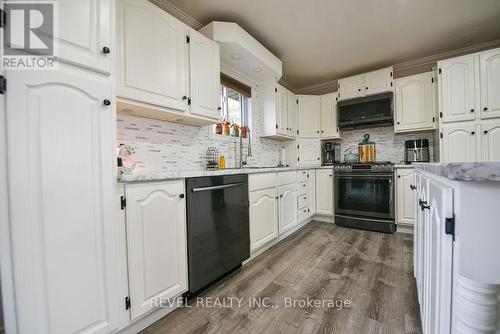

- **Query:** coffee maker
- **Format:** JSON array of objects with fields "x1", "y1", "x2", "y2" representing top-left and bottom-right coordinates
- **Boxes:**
[{"x1": 322, "y1": 141, "x2": 341, "y2": 165}]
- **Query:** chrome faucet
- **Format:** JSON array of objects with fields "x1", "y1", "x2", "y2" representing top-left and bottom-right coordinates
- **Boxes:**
[{"x1": 239, "y1": 129, "x2": 252, "y2": 168}]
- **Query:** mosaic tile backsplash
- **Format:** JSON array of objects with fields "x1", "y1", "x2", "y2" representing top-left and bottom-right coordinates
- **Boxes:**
[
  {"x1": 117, "y1": 87, "x2": 281, "y2": 172},
  {"x1": 334, "y1": 126, "x2": 438, "y2": 163}
]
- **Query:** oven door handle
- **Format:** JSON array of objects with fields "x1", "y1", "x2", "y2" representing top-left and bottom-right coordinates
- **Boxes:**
[{"x1": 334, "y1": 174, "x2": 394, "y2": 179}]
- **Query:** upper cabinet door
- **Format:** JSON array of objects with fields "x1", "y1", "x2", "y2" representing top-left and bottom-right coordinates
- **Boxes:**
[
  {"x1": 440, "y1": 122, "x2": 478, "y2": 162},
  {"x1": 189, "y1": 29, "x2": 220, "y2": 120},
  {"x1": 365, "y1": 67, "x2": 393, "y2": 95},
  {"x1": 338, "y1": 74, "x2": 365, "y2": 100},
  {"x1": 395, "y1": 72, "x2": 436, "y2": 132},
  {"x1": 125, "y1": 180, "x2": 188, "y2": 320},
  {"x1": 298, "y1": 95, "x2": 321, "y2": 137},
  {"x1": 6, "y1": 70, "x2": 120, "y2": 334},
  {"x1": 480, "y1": 119, "x2": 500, "y2": 162},
  {"x1": 480, "y1": 48, "x2": 500, "y2": 119},
  {"x1": 320, "y1": 93, "x2": 340, "y2": 138},
  {"x1": 298, "y1": 138, "x2": 321, "y2": 166},
  {"x1": 117, "y1": 0, "x2": 188, "y2": 112},
  {"x1": 276, "y1": 85, "x2": 289, "y2": 135},
  {"x1": 287, "y1": 90, "x2": 298, "y2": 137},
  {"x1": 439, "y1": 55, "x2": 478, "y2": 123},
  {"x1": 58, "y1": 0, "x2": 112, "y2": 74}
]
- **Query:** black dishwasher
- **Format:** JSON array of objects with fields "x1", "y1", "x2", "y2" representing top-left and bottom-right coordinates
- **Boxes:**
[{"x1": 186, "y1": 174, "x2": 249, "y2": 295}]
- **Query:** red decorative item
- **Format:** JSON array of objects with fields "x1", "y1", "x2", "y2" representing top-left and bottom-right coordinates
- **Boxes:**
[
  {"x1": 215, "y1": 123, "x2": 223, "y2": 135},
  {"x1": 240, "y1": 126, "x2": 248, "y2": 138}
]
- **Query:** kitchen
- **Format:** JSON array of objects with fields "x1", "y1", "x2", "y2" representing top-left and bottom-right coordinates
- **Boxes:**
[{"x1": 1, "y1": 1, "x2": 500, "y2": 334}]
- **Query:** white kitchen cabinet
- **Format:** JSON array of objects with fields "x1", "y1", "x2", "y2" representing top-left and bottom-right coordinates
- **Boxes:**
[
  {"x1": 278, "y1": 184, "x2": 298, "y2": 234},
  {"x1": 396, "y1": 169, "x2": 416, "y2": 227},
  {"x1": 315, "y1": 169, "x2": 334, "y2": 216},
  {"x1": 439, "y1": 54, "x2": 478, "y2": 123},
  {"x1": 320, "y1": 93, "x2": 340, "y2": 138},
  {"x1": 480, "y1": 119, "x2": 500, "y2": 161},
  {"x1": 58, "y1": 0, "x2": 112, "y2": 73},
  {"x1": 189, "y1": 29, "x2": 220, "y2": 119},
  {"x1": 117, "y1": 0, "x2": 189, "y2": 112},
  {"x1": 298, "y1": 138, "x2": 321, "y2": 166},
  {"x1": 365, "y1": 67, "x2": 393, "y2": 96},
  {"x1": 298, "y1": 95, "x2": 321, "y2": 138},
  {"x1": 308, "y1": 170, "x2": 316, "y2": 217},
  {"x1": 288, "y1": 90, "x2": 298, "y2": 138},
  {"x1": 261, "y1": 83, "x2": 296, "y2": 139},
  {"x1": 125, "y1": 180, "x2": 188, "y2": 320},
  {"x1": 394, "y1": 72, "x2": 437, "y2": 133},
  {"x1": 479, "y1": 48, "x2": 500, "y2": 119},
  {"x1": 440, "y1": 122, "x2": 479, "y2": 162},
  {"x1": 338, "y1": 74, "x2": 365, "y2": 100},
  {"x1": 249, "y1": 187, "x2": 279, "y2": 251},
  {"x1": 5, "y1": 67, "x2": 121, "y2": 334}
]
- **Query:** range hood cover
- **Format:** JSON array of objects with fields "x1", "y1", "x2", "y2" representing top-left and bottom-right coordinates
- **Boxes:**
[{"x1": 338, "y1": 92, "x2": 394, "y2": 129}]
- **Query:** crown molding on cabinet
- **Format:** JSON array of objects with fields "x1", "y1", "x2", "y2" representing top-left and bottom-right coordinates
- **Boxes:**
[
  {"x1": 294, "y1": 79, "x2": 338, "y2": 95},
  {"x1": 149, "y1": 0, "x2": 203, "y2": 29}
]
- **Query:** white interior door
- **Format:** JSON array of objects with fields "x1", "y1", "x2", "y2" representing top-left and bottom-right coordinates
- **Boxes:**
[
  {"x1": 315, "y1": 169, "x2": 333, "y2": 216},
  {"x1": 440, "y1": 122, "x2": 478, "y2": 162},
  {"x1": 480, "y1": 119, "x2": 500, "y2": 162},
  {"x1": 6, "y1": 69, "x2": 120, "y2": 334},
  {"x1": 479, "y1": 48, "x2": 500, "y2": 119},
  {"x1": 320, "y1": 93, "x2": 339, "y2": 138},
  {"x1": 189, "y1": 29, "x2": 220, "y2": 120},
  {"x1": 249, "y1": 187, "x2": 279, "y2": 251},
  {"x1": 298, "y1": 138, "x2": 321, "y2": 166},
  {"x1": 396, "y1": 169, "x2": 416, "y2": 226},
  {"x1": 117, "y1": 0, "x2": 188, "y2": 111},
  {"x1": 395, "y1": 72, "x2": 435, "y2": 132},
  {"x1": 439, "y1": 55, "x2": 478, "y2": 123},
  {"x1": 58, "y1": 0, "x2": 112, "y2": 73},
  {"x1": 298, "y1": 95, "x2": 320, "y2": 137},
  {"x1": 125, "y1": 181, "x2": 188, "y2": 320},
  {"x1": 278, "y1": 184, "x2": 298, "y2": 234}
]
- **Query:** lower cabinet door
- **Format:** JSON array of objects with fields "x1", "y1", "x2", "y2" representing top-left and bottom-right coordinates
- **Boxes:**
[
  {"x1": 278, "y1": 184, "x2": 298, "y2": 234},
  {"x1": 480, "y1": 119, "x2": 500, "y2": 161},
  {"x1": 315, "y1": 169, "x2": 334, "y2": 215},
  {"x1": 308, "y1": 170, "x2": 316, "y2": 217},
  {"x1": 125, "y1": 180, "x2": 188, "y2": 320},
  {"x1": 396, "y1": 168, "x2": 416, "y2": 226},
  {"x1": 249, "y1": 187, "x2": 279, "y2": 251}
]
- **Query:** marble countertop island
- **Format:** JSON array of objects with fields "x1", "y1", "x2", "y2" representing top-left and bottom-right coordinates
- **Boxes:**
[{"x1": 414, "y1": 162, "x2": 500, "y2": 182}]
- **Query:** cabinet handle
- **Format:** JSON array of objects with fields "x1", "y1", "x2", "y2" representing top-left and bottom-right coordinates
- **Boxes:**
[
  {"x1": 484, "y1": 130, "x2": 488, "y2": 135},
  {"x1": 179, "y1": 194, "x2": 185, "y2": 199},
  {"x1": 321, "y1": 130, "x2": 324, "y2": 133},
  {"x1": 470, "y1": 109, "x2": 475, "y2": 113},
  {"x1": 275, "y1": 196, "x2": 279, "y2": 199},
  {"x1": 396, "y1": 122, "x2": 400, "y2": 125},
  {"x1": 471, "y1": 131, "x2": 475, "y2": 135},
  {"x1": 102, "y1": 46, "x2": 110, "y2": 54},
  {"x1": 410, "y1": 185, "x2": 416, "y2": 190},
  {"x1": 397, "y1": 175, "x2": 401, "y2": 178},
  {"x1": 317, "y1": 157, "x2": 320, "y2": 160},
  {"x1": 103, "y1": 99, "x2": 111, "y2": 106},
  {"x1": 304, "y1": 197, "x2": 307, "y2": 199},
  {"x1": 483, "y1": 107, "x2": 488, "y2": 111},
  {"x1": 217, "y1": 107, "x2": 221, "y2": 110},
  {"x1": 365, "y1": 87, "x2": 368, "y2": 90},
  {"x1": 358, "y1": 88, "x2": 361, "y2": 92},
  {"x1": 303, "y1": 184, "x2": 306, "y2": 187},
  {"x1": 182, "y1": 96, "x2": 187, "y2": 100},
  {"x1": 280, "y1": 194, "x2": 283, "y2": 198},
  {"x1": 419, "y1": 199, "x2": 427, "y2": 206},
  {"x1": 317, "y1": 130, "x2": 320, "y2": 133},
  {"x1": 329, "y1": 174, "x2": 332, "y2": 177}
]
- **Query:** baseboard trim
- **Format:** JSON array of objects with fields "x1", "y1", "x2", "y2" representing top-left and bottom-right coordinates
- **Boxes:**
[
  {"x1": 246, "y1": 218, "x2": 312, "y2": 262},
  {"x1": 312, "y1": 214, "x2": 334, "y2": 223},
  {"x1": 396, "y1": 224, "x2": 414, "y2": 234}
]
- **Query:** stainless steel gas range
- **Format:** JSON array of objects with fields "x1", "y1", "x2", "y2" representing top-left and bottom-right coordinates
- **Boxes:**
[{"x1": 334, "y1": 162, "x2": 395, "y2": 233}]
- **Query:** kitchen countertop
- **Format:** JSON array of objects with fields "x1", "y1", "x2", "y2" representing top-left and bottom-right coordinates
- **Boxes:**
[
  {"x1": 120, "y1": 166, "x2": 334, "y2": 182},
  {"x1": 394, "y1": 164, "x2": 415, "y2": 169},
  {"x1": 414, "y1": 162, "x2": 500, "y2": 182}
]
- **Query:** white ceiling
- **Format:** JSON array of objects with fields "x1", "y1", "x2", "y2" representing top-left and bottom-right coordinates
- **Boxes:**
[{"x1": 166, "y1": 0, "x2": 500, "y2": 88}]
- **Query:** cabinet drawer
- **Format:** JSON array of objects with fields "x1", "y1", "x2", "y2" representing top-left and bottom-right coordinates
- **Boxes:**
[
  {"x1": 249, "y1": 173, "x2": 277, "y2": 192},
  {"x1": 278, "y1": 171, "x2": 297, "y2": 186},
  {"x1": 298, "y1": 207, "x2": 309, "y2": 222},
  {"x1": 298, "y1": 194, "x2": 309, "y2": 209},
  {"x1": 298, "y1": 182, "x2": 308, "y2": 195},
  {"x1": 298, "y1": 170, "x2": 308, "y2": 182}
]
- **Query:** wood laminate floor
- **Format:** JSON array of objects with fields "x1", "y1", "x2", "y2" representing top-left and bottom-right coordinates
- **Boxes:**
[{"x1": 142, "y1": 221, "x2": 421, "y2": 334}]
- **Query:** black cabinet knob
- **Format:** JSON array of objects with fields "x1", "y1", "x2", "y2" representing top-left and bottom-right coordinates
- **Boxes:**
[
  {"x1": 329, "y1": 174, "x2": 332, "y2": 177},
  {"x1": 317, "y1": 157, "x2": 320, "y2": 160},
  {"x1": 470, "y1": 109, "x2": 475, "y2": 113},
  {"x1": 397, "y1": 122, "x2": 400, "y2": 125},
  {"x1": 484, "y1": 107, "x2": 488, "y2": 111},
  {"x1": 102, "y1": 46, "x2": 110, "y2": 54},
  {"x1": 410, "y1": 185, "x2": 416, "y2": 190},
  {"x1": 321, "y1": 130, "x2": 324, "y2": 133},
  {"x1": 419, "y1": 199, "x2": 427, "y2": 206},
  {"x1": 317, "y1": 130, "x2": 320, "y2": 133},
  {"x1": 397, "y1": 175, "x2": 401, "y2": 178},
  {"x1": 179, "y1": 194, "x2": 185, "y2": 199},
  {"x1": 484, "y1": 130, "x2": 489, "y2": 135},
  {"x1": 280, "y1": 194, "x2": 283, "y2": 198},
  {"x1": 103, "y1": 99, "x2": 111, "y2": 106},
  {"x1": 217, "y1": 107, "x2": 221, "y2": 110},
  {"x1": 365, "y1": 87, "x2": 368, "y2": 90},
  {"x1": 358, "y1": 88, "x2": 361, "y2": 92},
  {"x1": 182, "y1": 96, "x2": 187, "y2": 100},
  {"x1": 471, "y1": 131, "x2": 475, "y2": 135}
]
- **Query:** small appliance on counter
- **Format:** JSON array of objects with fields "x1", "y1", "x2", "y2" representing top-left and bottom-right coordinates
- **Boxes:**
[
  {"x1": 358, "y1": 134, "x2": 376, "y2": 163},
  {"x1": 322, "y1": 141, "x2": 341, "y2": 165},
  {"x1": 404, "y1": 139, "x2": 430, "y2": 163},
  {"x1": 343, "y1": 149, "x2": 358, "y2": 163}
]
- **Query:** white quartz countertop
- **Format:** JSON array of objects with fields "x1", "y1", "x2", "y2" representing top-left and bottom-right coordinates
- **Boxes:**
[
  {"x1": 119, "y1": 166, "x2": 334, "y2": 182},
  {"x1": 414, "y1": 162, "x2": 500, "y2": 182}
]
